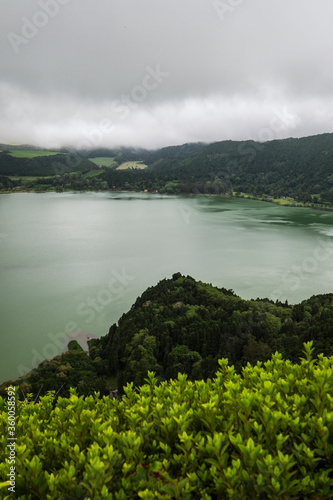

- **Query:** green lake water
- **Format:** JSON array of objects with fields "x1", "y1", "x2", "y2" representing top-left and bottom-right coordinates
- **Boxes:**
[{"x1": 0, "y1": 192, "x2": 333, "y2": 382}]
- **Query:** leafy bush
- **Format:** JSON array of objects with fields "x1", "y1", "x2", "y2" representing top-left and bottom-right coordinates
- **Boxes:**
[{"x1": 1, "y1": 343, "x2": 333, "y2": 499}]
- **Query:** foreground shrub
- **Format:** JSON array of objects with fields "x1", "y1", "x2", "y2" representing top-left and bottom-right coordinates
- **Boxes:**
[{"x1": 1, "y1": 343, "x2": 333, "y2": 499}]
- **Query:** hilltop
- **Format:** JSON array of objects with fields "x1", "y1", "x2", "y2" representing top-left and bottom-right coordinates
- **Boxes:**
[{"x1": 1, "y1": 273, "x2": 333, "y2": 401}]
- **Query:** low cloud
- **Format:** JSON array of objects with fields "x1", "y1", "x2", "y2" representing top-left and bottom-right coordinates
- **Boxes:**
[{"x1": 0, "y1": 0, "x2": 332, "y2": 148}]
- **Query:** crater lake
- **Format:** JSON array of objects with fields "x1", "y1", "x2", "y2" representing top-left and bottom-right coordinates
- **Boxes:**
[{"x1": 0, "y1": 192, "x2": 332, "y2": 383}]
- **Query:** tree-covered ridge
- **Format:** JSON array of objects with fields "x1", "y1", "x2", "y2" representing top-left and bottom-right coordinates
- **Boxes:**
[
  {"x1": 1, "y1": 345, "x2": 333, "y2": 498},
  {"x1": 1, "y1": 133, "x2": 333, "y2": 207},
  {"x1": 91, "y1": 273, "x2": 333, "y2": 393},
  {"x1": 2, "y1": 274, "x2": 333, "y2": 402},
  {"x1": 98, "y1": 133, "x2": 333, "y2": 206},
  {"x1": 176, "y1": 133, "x2": 333, "y2": 203}
]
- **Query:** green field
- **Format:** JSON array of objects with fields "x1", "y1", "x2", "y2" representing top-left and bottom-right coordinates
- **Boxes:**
[
  {"x1": 8, "y1": 150, "x2": 63, "y2": 158},
  {"x1": 89, "y1": 157, "x2": 117, "y2": 167},
  {"x1": 116, "y1": 161, "x2": 147, "y2": 170}
]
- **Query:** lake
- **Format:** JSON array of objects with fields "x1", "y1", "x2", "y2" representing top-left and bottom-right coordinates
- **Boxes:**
[{"x1": 1, "y1": 192, "x2": 333, "y2": 383}]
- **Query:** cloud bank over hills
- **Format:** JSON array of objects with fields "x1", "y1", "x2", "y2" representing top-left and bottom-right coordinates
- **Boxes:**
[{"x1": 1, "y1": 0, "x2": 333, "y2": 149}]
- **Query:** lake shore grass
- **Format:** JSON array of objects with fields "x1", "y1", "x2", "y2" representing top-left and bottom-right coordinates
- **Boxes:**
[{"x1": 233, "y1": 191, "x2": 333, "y2": 211}]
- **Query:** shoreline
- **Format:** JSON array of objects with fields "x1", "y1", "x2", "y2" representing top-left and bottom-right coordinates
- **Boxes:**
[
  {"x1": 1, "y1": 187, "x2": 333, "y2": 212},
  {"x1": 0, "y1": 331, "x2": 99, "y2": 385}
]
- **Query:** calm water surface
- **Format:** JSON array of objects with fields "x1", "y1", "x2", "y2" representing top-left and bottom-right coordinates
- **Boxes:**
[{"x1": 1, "y1": 192, "x2": 333, "y2": 382}]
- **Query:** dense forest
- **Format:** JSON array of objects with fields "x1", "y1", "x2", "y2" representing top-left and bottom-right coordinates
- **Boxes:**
[
  {"x1": 101, "y1": 133, "x2": 333, "y2": 205},
  {"x1": 1, "y1": 133, "x2": 333, "y2": 208},
  {"x1": 92, "y1": 273, "x2": 333, "y2": 393},
  {"x1": 2, "y1": 274, "x2": 333, "y2": 402}
]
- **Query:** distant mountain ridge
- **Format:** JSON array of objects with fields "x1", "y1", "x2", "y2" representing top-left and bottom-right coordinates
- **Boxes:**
[
  {"x1": 1, "y1": 133, "x2": 333, "y2": 204},
  {"x1": 144, "y1": 133, "x2": 333, "y2": 202},
  {"x1": 97, "y1": 133, "x2": 333, "y2": 205}
]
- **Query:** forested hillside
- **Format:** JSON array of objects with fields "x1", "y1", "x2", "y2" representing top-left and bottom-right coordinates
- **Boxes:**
[
  {"x1": 164, "y1": 133, "x2": 333, "y2": 202},
  {"x1": 99, "y1": 133, "x2": 333, "y2": 206},
  {"x1": 92, "y1": 273, "x2": 333, "y2": 393},
  {"x1": 2, "y1": 274, "x2": 333, "y2": 402},
  {"x1": 1, "y1": 134, "x2": 333, "y2": 207}
]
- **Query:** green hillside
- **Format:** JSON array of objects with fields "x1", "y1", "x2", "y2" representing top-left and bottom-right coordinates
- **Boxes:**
[
  {"x1": 1, "y1": 134, "x2": 333, "y2": 204},
  {"x1": 100, "y1": 133, "x2": 333, "y2": 206},
  {"x1": 171, "y1": 133, "x2": 333, "y2": 203},
  {"x1": 92, "y1": 273, "x2": 333, "y2": 393},
  {"x1": 2, "y1": 274, "x2": 333, "y2": 403}
]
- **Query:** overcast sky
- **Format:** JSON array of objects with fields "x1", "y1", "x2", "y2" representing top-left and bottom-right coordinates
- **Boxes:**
[{"x1": 1, "y1": 0, "x2": 333, "y2": 150}]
